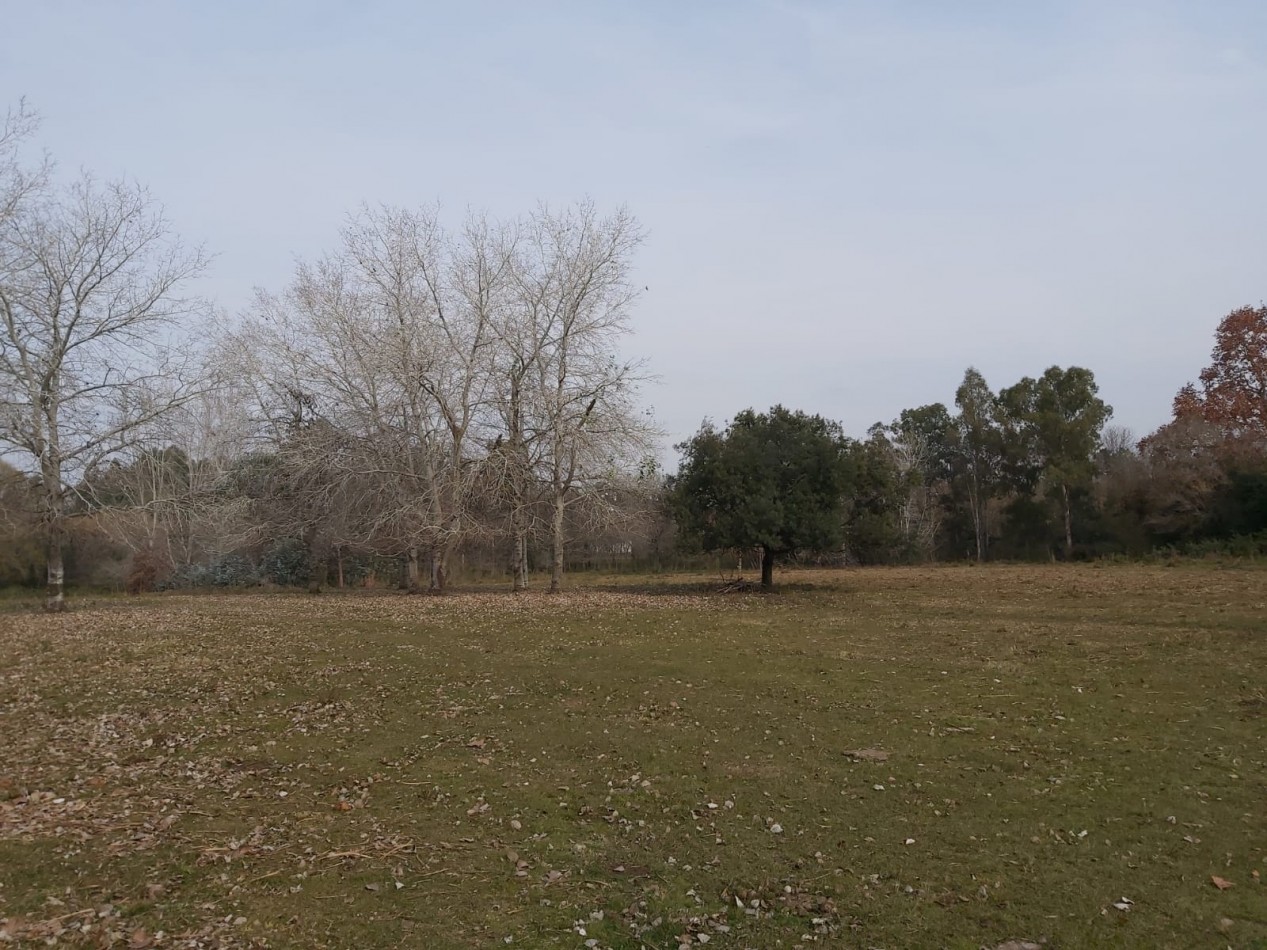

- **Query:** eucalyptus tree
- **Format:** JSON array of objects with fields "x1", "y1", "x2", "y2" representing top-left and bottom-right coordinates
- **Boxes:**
[
  {"x1": 953, "y1": 368, "x2": 1001, "y2": 561},
  {"x1": 997, "y1": 366, "x2": 1111, "y2": 558}
]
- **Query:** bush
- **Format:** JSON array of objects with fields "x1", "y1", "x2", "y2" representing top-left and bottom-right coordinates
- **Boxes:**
[
  {"x1": 260, "y1": 539, "x2": 310, "y2": 587},
  {"x1": 164, "y1": 554, "x2": 259, "y2": 589},
  {"x1": 126, "y1": 547, "x2": 164, "y2": 594}
]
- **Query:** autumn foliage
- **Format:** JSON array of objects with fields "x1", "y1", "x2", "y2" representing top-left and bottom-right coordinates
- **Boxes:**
[{"x1": 1167, "y1": 305, "x2": 1267, "y2": 445}]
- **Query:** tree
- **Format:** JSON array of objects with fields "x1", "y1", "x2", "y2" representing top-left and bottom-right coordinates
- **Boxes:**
[
  {"x1": 1173, "y1": 305, "x2": 1267, "y2": 442},
  {"x1": 671, "y1": 406, "x2": 850, "y2": 588},
  {"x1": 997, "y1": 366, "x2": 1111, "y2": 558},
  {"x1": 511, "y1": 202, "x2": 654, "y2": 593},
  {"x1": 953, "y1": 368, "x2": 1000, "y2": 561},
  {"x1": 0, "y1": 109, "x2": 209, "y2": 609},
  {"x1": 880, "y1": 404, "x2": 956, "y2": 560},
  {"x1": 225, "y1": 201, "x2": 653, "y2": 593},
  {"x1": 842, "y1": 428, "x2": 903, "y2": 564}
]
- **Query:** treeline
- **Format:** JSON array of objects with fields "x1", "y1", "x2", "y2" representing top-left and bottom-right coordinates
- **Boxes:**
[
  {"x1": 0, "y1": 193, "x2": 663, "y2": 595},
  {"x1": 827, "y1": 317, "x2": 1267, "y2": 565},
  {"x1": 4, "y1": 104, "x2": 1267, "y2": 603},
  {"x1": 664, "y1": 311, "x2": 1267, "y2": 589},
  {"x1": 7, "y1": 305, "x2": 1267, "y2": 595}
]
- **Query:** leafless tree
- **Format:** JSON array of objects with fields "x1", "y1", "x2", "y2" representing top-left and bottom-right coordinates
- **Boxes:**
[
  {"x1": 85, "y1": 373, "x2": 254, "y2": 579},
  {"x1": 0, "y1": 110, "x2": 209, "y2": 609},
  {"x1": 888, "y1": 426, "x2": 941, "y2": 558},
  {"x1": 511, "y1": 202, "x2": 656, "y2": 592},
  {"x1": 222, "y1": 201, "x2": 656, "y2": 593}
]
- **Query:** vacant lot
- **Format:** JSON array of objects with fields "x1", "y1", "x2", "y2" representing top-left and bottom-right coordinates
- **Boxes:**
[{"x1": 1, "y1": 566, "x2": 1265, "y2": 949}]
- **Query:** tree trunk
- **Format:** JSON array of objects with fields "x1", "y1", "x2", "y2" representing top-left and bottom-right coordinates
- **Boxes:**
[
  {"x1": 42, "y1": 460, "x2": 67, "y2": 611},
  {"x1": 429, "y1": 549, "x2": 445, "y2": 593},
  {"x1": 760, "y1": 547, "x2": 774, "y2": 590},
  {"x1": 549, "y1": 490, "x2": 565, "y2": 593},
  {"x1": 969, "y1": 463, "x2": 987, "y2": 562},
  {"x1": 404, "y1": 547, "x2": 420, "y2": 592},
  {"x1": 1062, "y1": 483, "x2": 1074, "y2": 560},
  {"x1": 511, "y1": 532, "x2": 528, "y2": 591},
  {"x1": 336, "y1": 549, "x2": 344, "y2": 589},
  {"x1": 508, "y1": 374, "x2": 529, "y2": 592},
  {"x1": 45, "y1": 526, "x2": 66, "y2": 612}
]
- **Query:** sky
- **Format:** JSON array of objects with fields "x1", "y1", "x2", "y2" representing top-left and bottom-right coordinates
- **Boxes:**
[{"x1": 3, "y1": 0, "x2": 1265, "y2": 457}]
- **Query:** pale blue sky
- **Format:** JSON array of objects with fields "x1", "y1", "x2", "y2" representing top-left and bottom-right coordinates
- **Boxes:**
[{"x1": 3, "y1": 1, "x2": 1264, "y2": 451}]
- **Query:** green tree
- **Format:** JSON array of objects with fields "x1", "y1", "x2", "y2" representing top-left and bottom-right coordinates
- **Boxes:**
[
  {"x1": 842, "y1": 428, "x2": 903, "y2": 564},
  {"x1": 670, "y1": 406, "x2": 850, "y2": 588},
  {"x1": 953, "y1": 368, "x2": 1002, "y2": 561},
  {"x1": 997, "y1": 366, "x2": 1112, "y2": 558}
]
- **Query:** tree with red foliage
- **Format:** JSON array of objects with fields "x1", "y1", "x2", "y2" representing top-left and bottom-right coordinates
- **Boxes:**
[{"x1": 1171, "y1": 305, "x2": 1267, "y2": 443}]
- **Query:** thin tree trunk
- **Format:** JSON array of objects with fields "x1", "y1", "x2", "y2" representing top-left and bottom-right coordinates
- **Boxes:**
[
  {"x1": 1062, "y1": 483, "x2": 1074, "y2": 560},
  {"x1": 336, "y1": 549, "x2": 344, "y2": 589},
  {"x1": 970, "y1": 468, "x2": 987, "y2": 563},
  {"x1": 549, "y1": 489, "x2": 565, "y2": 593},
  {"x1": 508, "y1": 375, "x2": 531, "y2": 592},
  {"x1": 760, "y1": 547, "x2": 775, "y2": 590}
]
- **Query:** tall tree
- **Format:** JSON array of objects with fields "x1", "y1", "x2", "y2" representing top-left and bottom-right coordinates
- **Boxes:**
[
  {"x1": 1154, "y1": 304, "x2": 1267, "y2": 450},
  {"x1": 0, "y1": 109, "x2": 209, "y2": 609},
  {"x1": 997, "y1": 366, "x2": 1111, "y2": 558},
  {"x1": 953, "y1": 368, "x2": 1000, "y2": 561},
  {"x1": 671, "y1": 406, "x2": 850, "y2": 588},
  {"x1": 515, "y1": 203, "x2": 652, "y2": 593},
  {"x1": 883, "y1": 404, "x2": 956, "y2": 560}
]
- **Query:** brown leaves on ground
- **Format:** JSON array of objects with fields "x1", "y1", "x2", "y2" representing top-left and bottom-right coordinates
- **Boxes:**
[{"x1": 2, "y1": 569, "x2": 1267, "y2": 948}]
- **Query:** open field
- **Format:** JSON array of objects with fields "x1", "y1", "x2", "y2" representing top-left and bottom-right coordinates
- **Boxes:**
[{"x1": 1, "y1": 566, "x2": 1266, "y2": 949}]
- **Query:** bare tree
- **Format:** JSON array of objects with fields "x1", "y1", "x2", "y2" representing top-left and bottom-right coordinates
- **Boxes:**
[
  {"x1": 222, "y1": 201, "x2": 655, "y2": 593},
  {"x1": 0, "y1": 113, "x2": 209, "y2": 609},
  {"x1": 227, "y1": 206, "x2": 518, "y2": 591},
  {"x1": 888, "y1": 425, "x2": 941, "y2": 558},
  {"x1": 512, "y1": 202, "x2": 656, "y2": 592},
  {"x1": 84, "y1": 373, "x2": 254, "y2": 582}
]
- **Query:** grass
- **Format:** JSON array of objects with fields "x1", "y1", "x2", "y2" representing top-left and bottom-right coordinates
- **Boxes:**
[{"x1": 1, "y1": 565, "x2": 1265, "y2": 949}]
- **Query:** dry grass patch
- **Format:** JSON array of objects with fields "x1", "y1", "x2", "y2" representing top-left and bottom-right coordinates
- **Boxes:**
[{"x1": 1, "y1": 566, "x2": 1265, "y2": 948}]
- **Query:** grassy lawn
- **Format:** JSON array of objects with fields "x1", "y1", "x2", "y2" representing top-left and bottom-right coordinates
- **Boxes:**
[{"x1": 1, "y1": 565, "x2": 1265, "y2": 949}]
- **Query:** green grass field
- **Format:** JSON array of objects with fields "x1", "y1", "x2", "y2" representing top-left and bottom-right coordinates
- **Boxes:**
[{"x1": 2, "y1": 565, "x2": 1265, "y2": 949}]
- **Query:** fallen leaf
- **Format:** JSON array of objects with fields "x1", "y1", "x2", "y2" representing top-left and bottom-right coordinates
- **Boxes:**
[{"x1": 1212, "y1": 875, "x2": 1234, "y2": 891}]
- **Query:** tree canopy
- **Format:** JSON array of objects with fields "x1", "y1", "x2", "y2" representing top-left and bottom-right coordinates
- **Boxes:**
[{"x1": 670, "y1": 406, "x2": 851, "y2": 588}]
